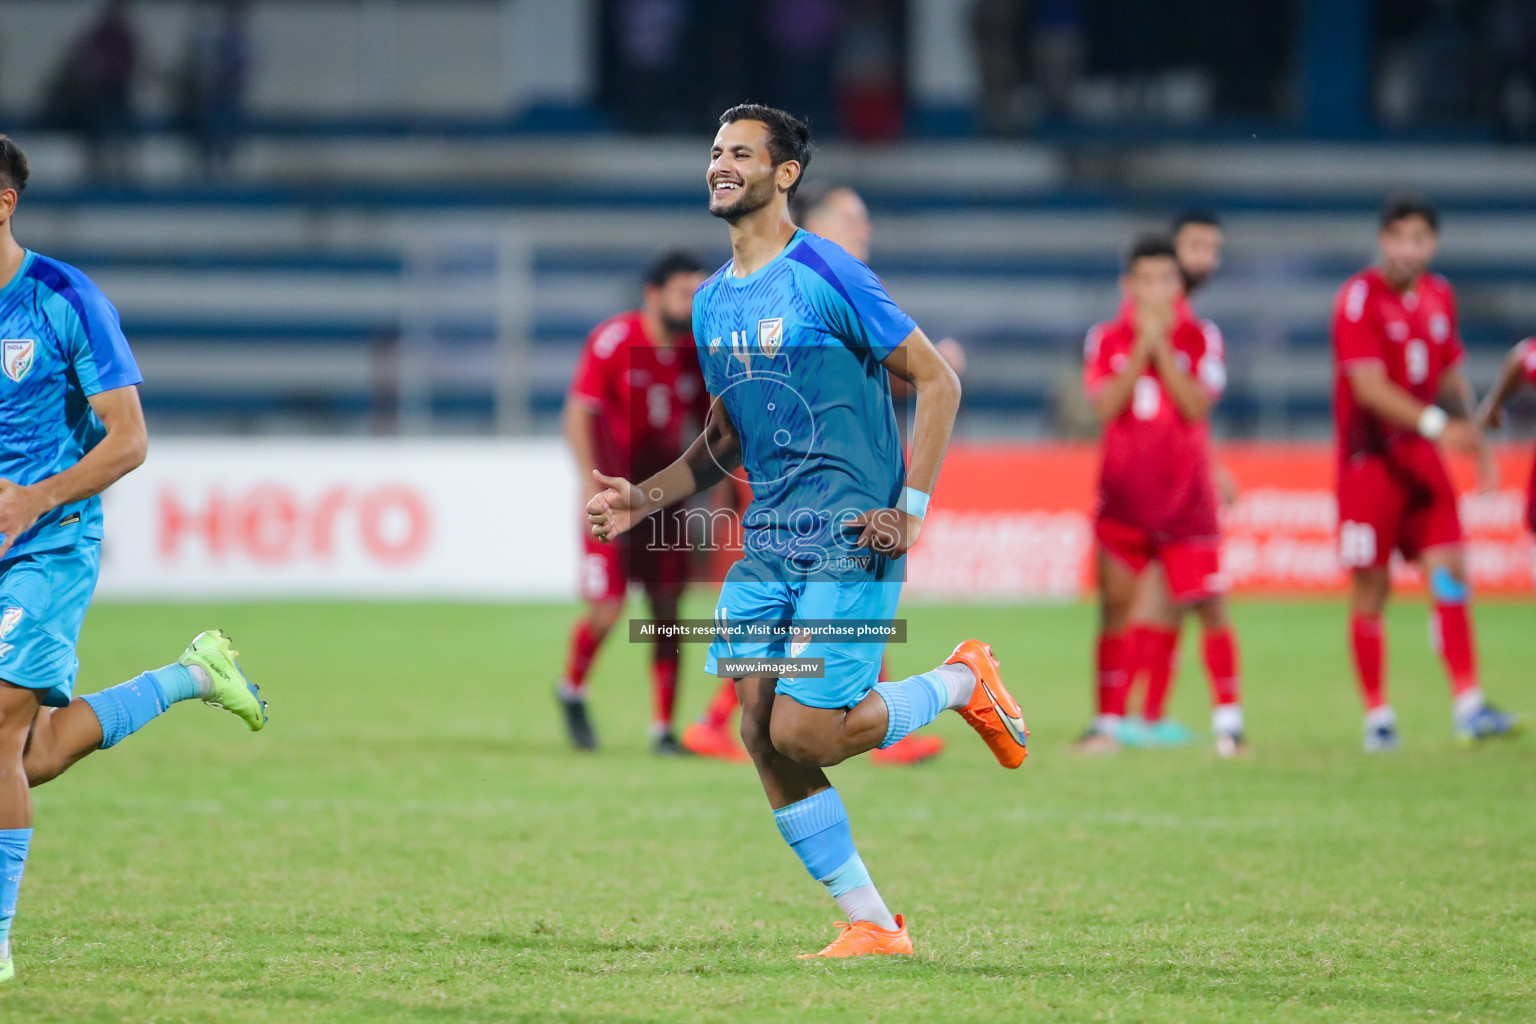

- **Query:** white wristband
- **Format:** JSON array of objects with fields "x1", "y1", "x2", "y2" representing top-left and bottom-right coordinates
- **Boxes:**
[
  {"x1": 899, "y1": 486, "x2": 931, "y2": 519},
  {"x1": 1417, "y1": 405, "x2": 1448, "y2": 440}
]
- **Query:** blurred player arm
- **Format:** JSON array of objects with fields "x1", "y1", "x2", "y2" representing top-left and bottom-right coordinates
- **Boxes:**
[
  {"x1": 1475, "y1": 339, "x2": 1534, "y2": 430},
  {"x1": 1086, "y1": 331, "x2": 1150, "y2": 421},
  {"x1": 587, "y1": 394, "x2": 740, "y2": 542},
  {"x1": 1438, "y1": 363, "x2": 1497, "y2": 489},
  {"x1": 562, "y1": 396, "x2": 603, "y2": 498},
  {"x1": 1149, "y1": 341, "x2": 1213, "y2": 421},
  {"x1": 0, "y1": 385, "x2": 148, "y2": 558}
]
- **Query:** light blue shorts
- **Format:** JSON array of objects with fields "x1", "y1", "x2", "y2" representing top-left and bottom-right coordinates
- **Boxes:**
[
  {"x1": 0, "y1": 541, "x2": 101, "y2": 707},
  {"x1": 705, "y1": 565, "x2": 903, "y2": 710}
]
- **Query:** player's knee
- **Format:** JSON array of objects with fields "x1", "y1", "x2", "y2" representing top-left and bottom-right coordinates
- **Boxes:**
[
  {"x1": 738, "y1": 706, "x2": 773, "y2": 761},
  {"x1": 1430, "y1": 565, "x2": 1470, "y2": 605},
  {"x1": 768, "y1": 720, "x2": 842, "y2": 768}
]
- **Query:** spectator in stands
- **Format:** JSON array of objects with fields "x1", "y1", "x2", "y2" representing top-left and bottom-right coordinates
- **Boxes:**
[
  {"x1": 43, "y1": 0, "x2": 138, "y2": 182},
  {"x1": 177, "y1": 0, "x2": 252, "y2": 179},
  {"x1": 1477, "y1": 0, "x2": 1536, "y2": 139},
  {"x1": 970, "y1": 0, "x2": 1027, "y2": 135},
  {"x1": 835, "y1": 0, "x2": 904, "y2": 142},
  {"x1": 1031, "y1": 0, "x2": 1086, "y2": 118},
  {"x1": 764, "y1": 0, "x2": 842, "y2": 134},
  {"x1": 609, "y1": 0, "x2": 694, "y2": 133}
]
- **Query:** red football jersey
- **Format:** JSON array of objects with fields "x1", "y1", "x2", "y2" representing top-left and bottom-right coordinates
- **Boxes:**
[
  {"x1": 568, "y1": 311, "x2": 708, "y2": 481},
  {"x1": 1084, "y1": 307, "x2": 1226, "y2": 540},
  {"x1": 1332, "y1": 268, "x2": 1465, "y2": 463}
]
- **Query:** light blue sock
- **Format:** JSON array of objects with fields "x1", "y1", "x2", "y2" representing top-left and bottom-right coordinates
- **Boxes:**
[
  {"x1": 81, "y1": 663, "x2": 199, "y2": 750},
  {"x1": 0, "y1": 828, "x2": 32, "y2": 953},
  {"x1": 872, "y1": 670, "x2": 951, "y2": 748},
  {"x1": 774, "y1": 789, "x2": 895, "y2": 929}
]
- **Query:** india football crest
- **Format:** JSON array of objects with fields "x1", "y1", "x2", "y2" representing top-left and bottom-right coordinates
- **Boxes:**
[
  {"x1": 2, "y1": 340, "x2": 34, "y2": 383},
  {"x1": 758, "y1": 318, "x2": 783, "y2": 358},
  {"x1": 0, "y1": 607, "x2": 22, "y2": 640}
]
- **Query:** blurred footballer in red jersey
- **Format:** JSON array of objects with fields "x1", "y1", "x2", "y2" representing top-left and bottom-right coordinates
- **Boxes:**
[
  {"x1": 559, "y1": 251, "x2": 709, "y2": 755},
  {"x1": 1332, "y1": 195, "x2": 1517, "y2": 750},
  {"x1": 1074, "y1": 234, "x2": 1247, "y2": 758}
]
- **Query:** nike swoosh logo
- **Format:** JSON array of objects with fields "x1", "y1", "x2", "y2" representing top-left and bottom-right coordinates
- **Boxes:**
[{"x1": 980, "y1": 678, "x2": 1027, "y2": 746}]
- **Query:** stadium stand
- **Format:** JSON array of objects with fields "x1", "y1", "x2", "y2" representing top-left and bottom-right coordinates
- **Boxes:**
[{"x1": 11, "y1": 135, "x2": 1536, "y2": 440}]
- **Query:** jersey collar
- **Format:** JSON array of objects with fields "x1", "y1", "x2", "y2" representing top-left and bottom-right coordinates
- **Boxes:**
[
  {"x1": 0, "y1": 249, "x2": 35, "y2": 301},
  {"x1": 722, "y1": 229, "x2": 806, "y2": 287}
]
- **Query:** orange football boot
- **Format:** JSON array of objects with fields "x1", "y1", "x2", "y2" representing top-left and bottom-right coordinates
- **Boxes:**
[
  {"x1": 797, "y1": 915, "x2": 914, "y2": 959},
  {"x1": 869, "y1": 733, "x2": 946, "y2": 766},
  {"x1": 680, "y1": 721, "x2": 749, "y2": 763},
  {"x1": 947, "y1": 640, "x2": 1029, "y2": 768}
]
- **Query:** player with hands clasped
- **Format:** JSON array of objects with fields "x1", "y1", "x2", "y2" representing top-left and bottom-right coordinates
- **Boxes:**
[
  {"x1": 1332, "y1": 195, "x2": 1516, "y2": 750},
  {"x1": 1076, "y1": 235, "x2": 1247, "y2": 758},
  {"x1": 588, "y1": 104, "x2": 1029, "y2": 959}
]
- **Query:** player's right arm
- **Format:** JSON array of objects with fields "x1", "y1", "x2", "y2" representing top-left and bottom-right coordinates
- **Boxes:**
[
  {"x1": 587, "y1": 393, "x2": 741, "y2": 543},
  {"x1": 1085, "y1": 324, "x2": 1151, "y2": 421},
  {"x1": 1334, "y1": 277, "x2": 1480, "y2": 452},
  {"x1": 562, "y1": 399, "x2": 601, "y2": 499}
]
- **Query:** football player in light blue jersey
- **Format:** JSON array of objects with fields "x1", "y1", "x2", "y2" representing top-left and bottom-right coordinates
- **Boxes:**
[
  {"x1": 0, "y1": 136, "x2": 266, "y2": 984},
  {"x1": 586, "y1": 105, "x2": 1030, "y2": 959}
]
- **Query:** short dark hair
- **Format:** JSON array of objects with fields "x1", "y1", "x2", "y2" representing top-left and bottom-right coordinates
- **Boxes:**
[
  {"x1": 0, "y1": 136, "x2": 28, "y2": 194},
  {"x1": 642, "y1": 250, "x2": 703, "y2": 289},
  {"x1": 718, "y1": 103, "x2": 813, "y2": 201},
  {"x1": 1380, "y1": 193, "x2": 1438, "y2": 232},
  {"x1": 1172, "y1": 209, "x2": 1220, "y2": 233},
  {"x1": 1125, "y1": 233, "x2": 1179, "y2": 269}
]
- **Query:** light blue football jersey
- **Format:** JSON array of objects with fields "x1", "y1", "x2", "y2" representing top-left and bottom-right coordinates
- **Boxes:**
[
  {"x1": 692, "y1": 230, "x2": 916, "y2": 581},
  {"x1": 0, "y1": 251, "x2": 142, "y2": 557}
]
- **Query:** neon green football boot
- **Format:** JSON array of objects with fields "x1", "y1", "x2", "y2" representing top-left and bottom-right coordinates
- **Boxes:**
[
  {"x1": 0, "y1": 945, "x2": 13, "y2": 984},
  {"x1": 179, "y1": 629, "x2": 266, "y2": 731}
]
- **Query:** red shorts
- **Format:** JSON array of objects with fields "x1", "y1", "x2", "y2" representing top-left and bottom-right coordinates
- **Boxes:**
[
  {"x1": 1336, "y1": 452, "x2": 1462, "y2": 570},
  {"x1": 1095, "y1": 517, "x2": 1225, "y2": 603},
  {"x1": 578, "y1": 509, "x2": 692, "y2": 601}
]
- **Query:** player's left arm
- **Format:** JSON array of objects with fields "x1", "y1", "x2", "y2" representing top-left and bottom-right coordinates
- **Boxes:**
[
  {"x1": 1437, "y1": 363, "x2": 1497, "y2": 491},
  {"x1": 1149, "y1": 322, "x2": 1218, "y2": 421},
  {"x1": 850, "y1": 328, "x2": 961, "y2": 557},
  {"x1": 1476, "y1": 339, "x2": 1533, "y2": 431},
  {"x1": 0, "y1": 385, "x2": 148, "y2": 558}
]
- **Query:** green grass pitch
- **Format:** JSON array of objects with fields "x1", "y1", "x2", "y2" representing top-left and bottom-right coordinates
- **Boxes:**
[{"x1": 4, "y1": 596, "x2": 1533, "y2": 1022}]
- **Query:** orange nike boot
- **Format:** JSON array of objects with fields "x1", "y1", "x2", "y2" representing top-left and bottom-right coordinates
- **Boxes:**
[
  {"x1": 947, "y1": 640, "x2": 1029, "y2": 768},
  {"x1": 681, "y1": 721, "x2": 749, "y2": 763},
  {"x1": 870, "y1": 733, "x2": 946, "y2": 766},
  {"x1": 797, "y1": 915, "x2": 914, "y2": 959}
]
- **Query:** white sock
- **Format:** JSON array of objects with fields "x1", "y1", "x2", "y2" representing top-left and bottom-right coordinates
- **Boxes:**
[
  {"x1": 185, "y1": 663, "x2": 213, "y2": 698},
  {"x1": 1365, "y1": 705, "x2": 1396, "y2": 730},
  {"x1": 1095, "y1": 713, "x2": 1123, "y2": 733},
  {"x1": 934, "y1": 662, "x2": 975, "y2": 710},
  {"x1": 834, "y1": 883, "x2": 898, "y2": 931},
  {"x1": 1453, "y1": 688, "x2": 1485, "y2": 720},
  {"x1": 557, "y1": 679, "x2": 584, "y2": 702},
  {"x1": 1212, "y1": 703, "x2": 1243, "y2": 736}
]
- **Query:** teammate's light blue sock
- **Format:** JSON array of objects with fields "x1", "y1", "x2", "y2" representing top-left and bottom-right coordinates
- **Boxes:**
[
  {"x1": 873, "y1": 667, "x2": 962, "y2": 748},
  {"x1": 774, "y1": 788, "x2": 896, "y2": 929},
  {"x1": 81, "y1": 664, "x2": 202, "y2": 750},
  {"x1": 0, "y1": 828, "x2": 32, "y2": 953}
]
